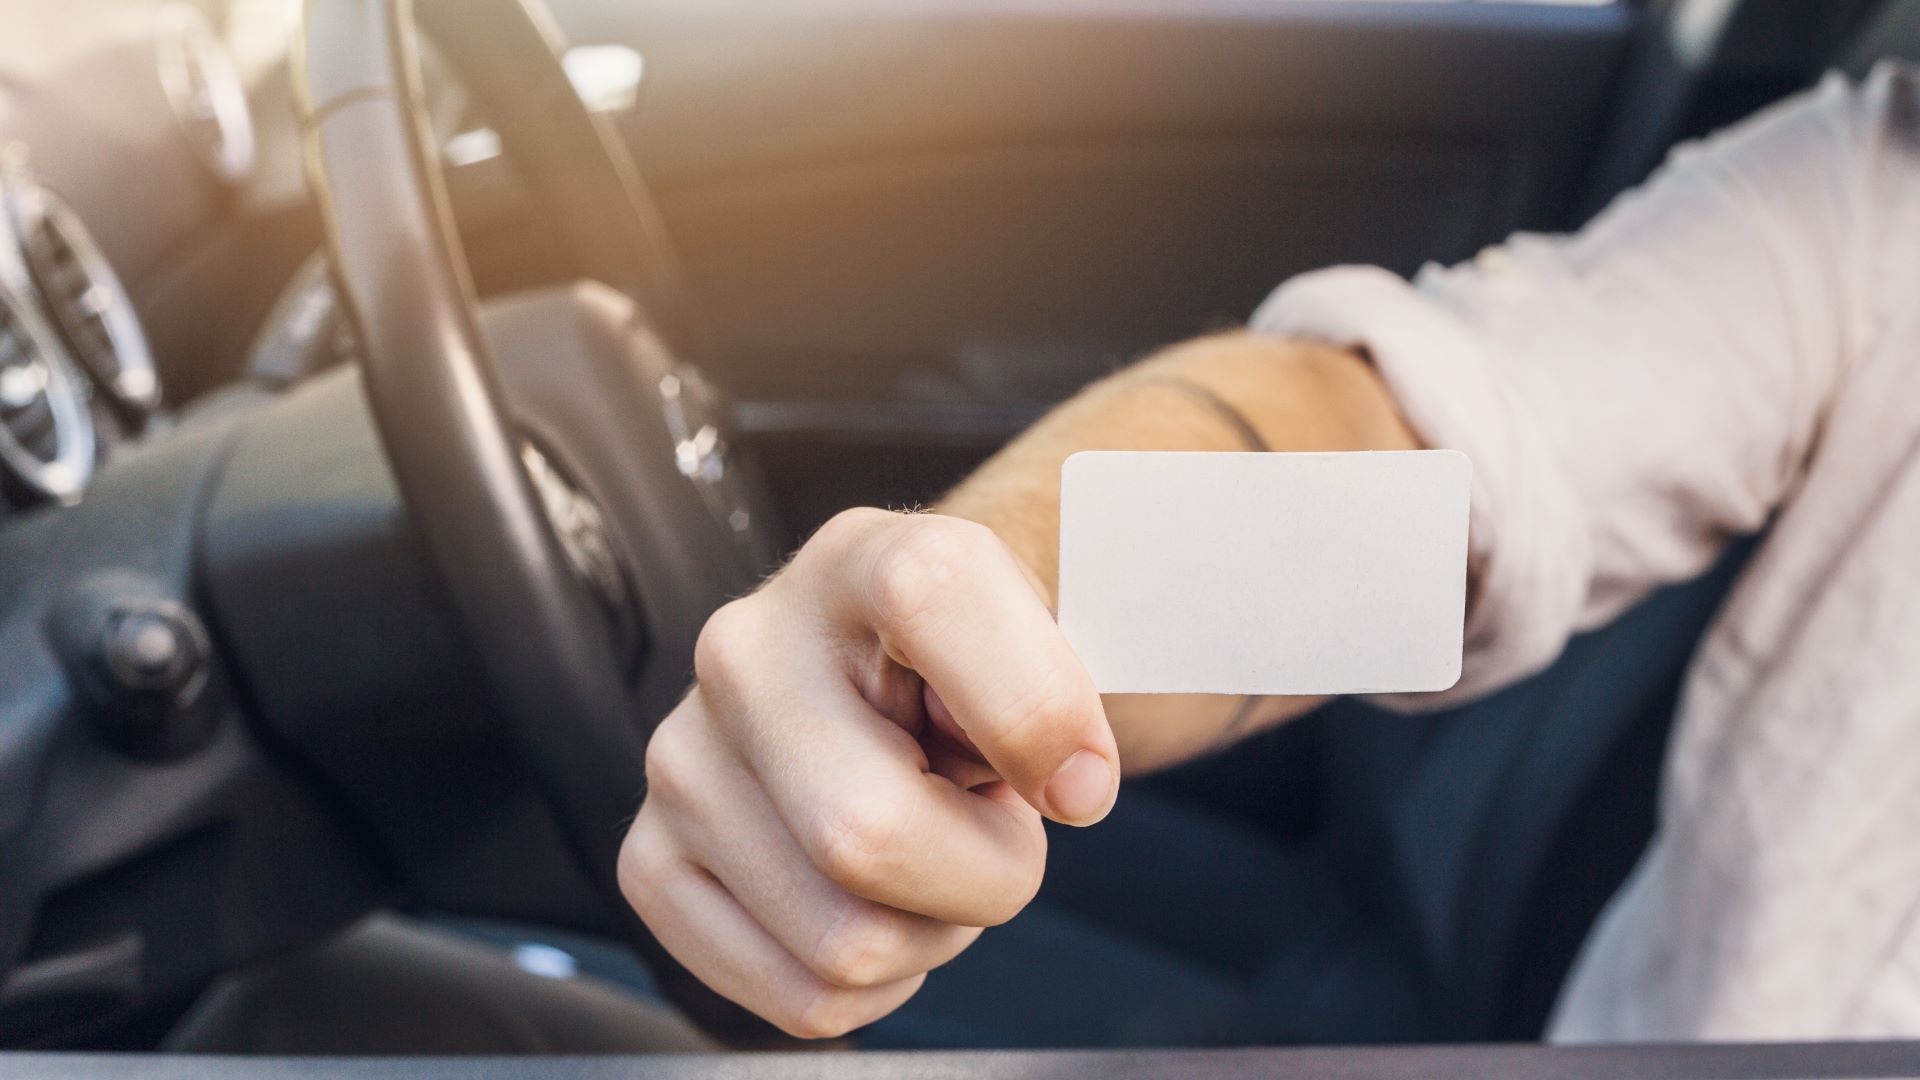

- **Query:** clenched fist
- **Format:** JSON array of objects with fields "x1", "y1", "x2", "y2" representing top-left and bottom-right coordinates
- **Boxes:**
[{"x1": 618, "y1": 508, "x2": 1119, "y2": 1038}]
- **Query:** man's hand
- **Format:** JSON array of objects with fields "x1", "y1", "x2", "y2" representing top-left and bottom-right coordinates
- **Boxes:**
[
  {"x1": 618, "y1": 508, "x2": 1118, "y2": 1039},
  {"x1": 618, "y1": 334, "x2": 1417, "y2": 1037}
]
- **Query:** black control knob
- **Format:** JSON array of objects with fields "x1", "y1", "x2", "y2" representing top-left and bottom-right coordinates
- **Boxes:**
[
  {"x1": 102, "y1": 603, "x2": 207, "y2": 694},
  {"x1": 48, "y1": 578, "x2": 220, "y2": 760}
]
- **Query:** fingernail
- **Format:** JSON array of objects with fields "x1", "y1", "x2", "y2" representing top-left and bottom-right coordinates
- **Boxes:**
[{"x1": 1045, "y1": 749, "x2": 1117, "y2": 826}]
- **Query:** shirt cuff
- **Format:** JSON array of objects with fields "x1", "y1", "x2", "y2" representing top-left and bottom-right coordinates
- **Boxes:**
[{"x1": 1249, "y1": 265, "x2": 1591, "y2": 711}]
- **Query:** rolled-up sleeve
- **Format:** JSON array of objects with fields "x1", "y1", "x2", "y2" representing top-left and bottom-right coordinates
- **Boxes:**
[{"x1": 1251, "y1": 66, "x2": 1906, "y2": 707}]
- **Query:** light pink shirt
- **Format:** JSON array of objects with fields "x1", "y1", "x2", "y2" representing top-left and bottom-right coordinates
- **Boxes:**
[{"x1": 1253, "y1": 63, "x2": 1920, "y2": 1041}]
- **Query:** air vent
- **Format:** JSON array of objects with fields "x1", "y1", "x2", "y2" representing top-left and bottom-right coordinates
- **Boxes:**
[
  {"x1": 0, "y1": 154, "x2": 159, "y2": 419},
  {"x1": 0, "y1": 288, "x2": 93, "y2": 504},
  {"x1": 0, "y1": 361, "x2": 59, "y2": 462}
]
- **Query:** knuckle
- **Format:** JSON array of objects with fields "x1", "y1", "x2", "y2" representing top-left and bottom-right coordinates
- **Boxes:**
[
  {"x1": 803, "y1": 508, "x2": 899, "y2": 578},
  {"x1": 788, "y1": 985, "x2": 882, "y2": 1041},
  {"x1": 615, "y1": 812, "x2": 673, "y2": 919},
  {"x1": 692, "y1": 599, "x2": 755, "y2": 696},
  {"x1": 816, "y1": 507, "x2": 897, "y2": 549},
  {"x1": 1002, "y1": 853, "x2": 1047, "y2": 924},
  {"x1": 995, "y1": 668, "x2": 1098, "y2": 752},
  {"x1": 976, "y1": 878, "x2": 1042, "y2": 929},
  {"x1": 807, "y1": 796, "x2": 906, "y2": 895},
  {"x1": 811, "y1": 904, "x2": 909, "y2": 989},
  {"x1": 864, "y1": 517, "x2": 994, "y2": 634},
  {"x1": 641, "y1": 712, "x2": 701, "y2": 807},
  {"x1": 615, "y1": 830, "x2": 647, "y2": 914},
  {"x1": 976, "y1": 831, "x2": 1047, "y2": 927}
]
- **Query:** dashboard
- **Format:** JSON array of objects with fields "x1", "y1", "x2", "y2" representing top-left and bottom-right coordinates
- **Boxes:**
[
  {"x1": 0, "y1": 0, "x2": 617, "y2": 521},
  {"x1": 0, "y1": 0, "x2": 299, "y2": 515}
]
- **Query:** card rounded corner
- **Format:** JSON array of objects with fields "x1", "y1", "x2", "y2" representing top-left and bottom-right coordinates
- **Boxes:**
[
  {"x1": 1061, "y1": 449, "x2": 1102, "y2": 479},
  {"x1": 1432, "y1": 447, "x2": 1474, "y2": 478}
]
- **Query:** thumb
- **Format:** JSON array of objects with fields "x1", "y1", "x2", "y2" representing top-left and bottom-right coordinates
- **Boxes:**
[
  {"x1": 924, "y1": 673, "x2": 1118, "y2": 826},
  {"x1": 923, "y1": 683, "x2": 1120, "y2": 827},
  {"x1": 853, "y1": 519, "x2": 1119, "y2": 825}
]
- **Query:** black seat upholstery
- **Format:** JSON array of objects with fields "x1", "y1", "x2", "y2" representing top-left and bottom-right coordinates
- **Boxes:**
[{"x1": 1843, "y1": 0, "x2": 1920, "y2": 73}]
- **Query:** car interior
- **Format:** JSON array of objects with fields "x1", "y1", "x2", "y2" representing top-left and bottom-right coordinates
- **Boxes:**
[{"x1": 4, "y1": 0, "x2": 1920, "y2": 1067}]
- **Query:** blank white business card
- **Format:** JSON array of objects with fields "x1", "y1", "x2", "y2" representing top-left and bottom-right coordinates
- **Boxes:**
[{"x1": 1058, "y1": 450, "x2": 1469, "y2": 696}]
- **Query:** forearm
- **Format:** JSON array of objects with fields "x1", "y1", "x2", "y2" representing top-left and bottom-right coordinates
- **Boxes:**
[{"x1": 936, "y1": 332, "x2": 1422, "y2": 772}]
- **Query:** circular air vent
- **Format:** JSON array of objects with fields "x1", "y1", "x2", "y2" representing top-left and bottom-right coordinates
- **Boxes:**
[
  {"x1": 0, "y1": 155, "x2": 160, "y2": 419},
  {"x1": 155, "y1": 3, "x2": 256, "y2": 185},
  {"x1": 0, "y1": 285, "x2": 95, "y2": 504}
]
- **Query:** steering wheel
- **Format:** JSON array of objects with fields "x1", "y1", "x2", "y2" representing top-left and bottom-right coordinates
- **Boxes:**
[{"x1": 295, "y1": 0, "x2": 775, "y2": 1040}]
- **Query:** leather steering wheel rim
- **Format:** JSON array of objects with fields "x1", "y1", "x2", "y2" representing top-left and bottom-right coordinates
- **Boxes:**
[{"x1": 293, "y1": 0, "x2": 772, "y2": 1042}]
